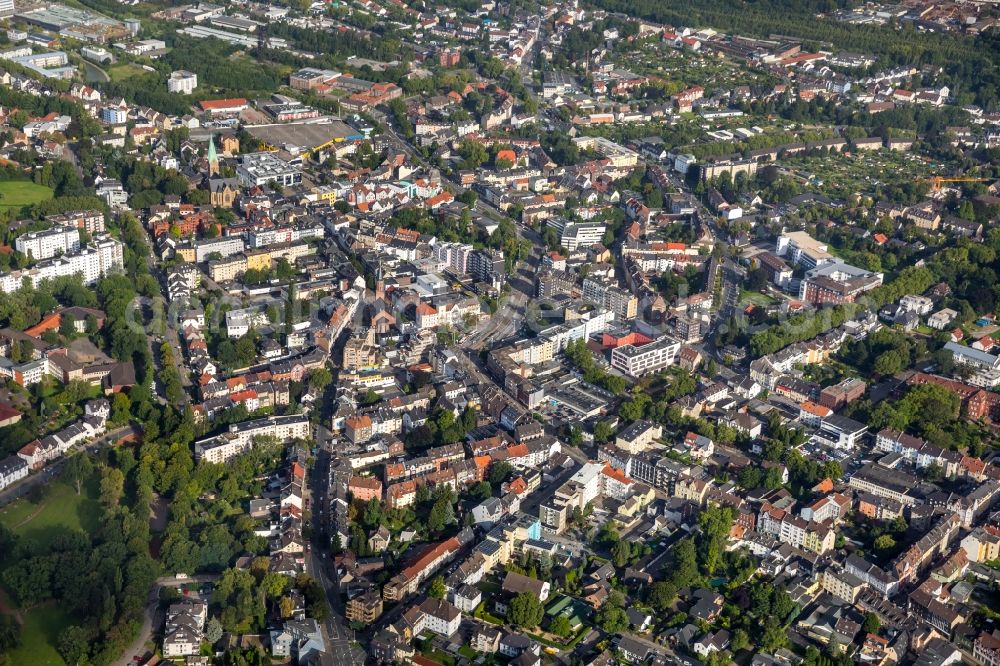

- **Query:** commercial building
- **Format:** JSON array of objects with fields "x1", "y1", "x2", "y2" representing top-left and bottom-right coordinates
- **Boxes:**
[
  {"x1": 289, "y1": 67, "x2": 340, "y2": 90},
  {"x1": 237, "y1": 152, "x2": 302, "y2": 188},
  {"x1": 560, "y1": 222, "x2": 606, "y2": 251},
  {"x1": 848, "y1": 463, "x2": 921, "y2": 507},
  {"x1": 799, "y1": 262, "x2": 883, "y2": 304},
  {"x1": 776, "y1": 231, "x2": 835, "y2": 269}
]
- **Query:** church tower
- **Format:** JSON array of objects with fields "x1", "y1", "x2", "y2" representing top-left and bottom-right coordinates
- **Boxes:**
[{"x1": 207, "y1": 137, "x2": 219, "y2": 176}]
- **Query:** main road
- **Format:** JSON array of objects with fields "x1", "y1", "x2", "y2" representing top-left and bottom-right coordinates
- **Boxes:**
[{"x1": 306, "y1": 448, "x2": 363, "y2": 666}]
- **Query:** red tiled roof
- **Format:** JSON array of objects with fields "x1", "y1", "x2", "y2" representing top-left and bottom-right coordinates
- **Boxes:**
[{"x1": 198, "y1": 98, "x2": 248, "y2": 111}]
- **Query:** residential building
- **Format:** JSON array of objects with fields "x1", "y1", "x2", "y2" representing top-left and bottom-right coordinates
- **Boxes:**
[
  {"x1": 610, "y1": 336, "x2": 681, "y2": 377},
  {"x1": 167, "y1": 70, "x2": 198, "y2": 94}
]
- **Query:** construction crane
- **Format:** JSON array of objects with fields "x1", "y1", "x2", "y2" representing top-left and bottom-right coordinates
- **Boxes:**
[{"x1": 921, "y1": 176, "x2": 992, "y2": 191}]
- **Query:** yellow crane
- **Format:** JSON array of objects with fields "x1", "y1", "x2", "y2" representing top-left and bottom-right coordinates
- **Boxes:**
[{"x1": 921, "y1": 176, "x2": 992, "y2": 191}]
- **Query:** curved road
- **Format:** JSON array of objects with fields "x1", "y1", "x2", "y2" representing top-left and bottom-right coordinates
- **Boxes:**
[{"x1": 110, "y1": 574, "x2": 220, "y2": 666}]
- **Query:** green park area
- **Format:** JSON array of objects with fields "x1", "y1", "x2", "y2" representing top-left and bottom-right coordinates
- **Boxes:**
[
  {"x1": 0, "y1": 477, "x2": 103, "y2": 665},
  {"x1": 1, "y1": 604, "x2": 73, "y2": 666},
  {"x1": 108, "y1": 64, "x2": 148, "y2": 82},
  {"x1": 0, "y1": 181, "x2": 53, "y2": 211},
  {"x1": 0, "y1": 480, "x2": 102, "y2": 540}
]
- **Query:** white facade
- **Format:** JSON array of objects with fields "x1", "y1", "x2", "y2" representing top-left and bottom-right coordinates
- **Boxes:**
[
  {"x1": 237, "y1": 152, "x2": 302, "y2": 187},
  {"x1": 167, "y1": 70, "x2": 198, "y2": 94},
  {"x1": 0, "y1": 237, "x2": 123, "y2": 293},
  {"x1": 15, "y1": 226, "x2": 79, "y2": 261},
  {"x1": 560, "y1": 222, "x2": 606, "y2": 251},
  {"x1": 195, "y1": 236, "x2": 245, "y2": 263},
  {"x1": 0, "y1": 456, "x2": 28, "y2": 490},
  {"x1": 610, "y1": 336, "x2": 681, "y2": 377},
  {"x1": 194, "y1": 415, "x2": 311, "y2": 463}
]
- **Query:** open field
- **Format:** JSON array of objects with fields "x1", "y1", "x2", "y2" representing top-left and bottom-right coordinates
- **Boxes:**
[
  {"x1": 0, "y1": 181, "x2": 53, "y2": 210},
  {"x1": 0, "y1": 478, "x2": 101, "y2": 665},
  {"x1": 108, "y1": 64, "x2": 148, "y2": 81},
  {"x1": 2, "y1": 604, "x2": 72, "y2": 666},
  {"x1": 0, "y1": 479, "x2": 102, "y2": 543}
]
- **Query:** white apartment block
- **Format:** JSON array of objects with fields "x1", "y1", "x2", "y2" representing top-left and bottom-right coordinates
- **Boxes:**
[
  {"x1": 16, "y1": 226, "x2": 80, "y2": 261},
  {"x1": 611, "y1": 335, "x2": 681, "y2": 377},
  {"x1": 0, "y1": 237, "x2": 124, "y2": 293},
  {"x1": 167, "y1": 70, "x2": 198, "y2": 94},
  {"x1": 434, "y1": 242, "x2": 474, "y2": 274},
  {"x1": 46, "y1": 210, "x2": 105, "y2": 234},
  {"x1": 560, "y1": 222, "x2": 606, "y2": 251},
  {"x1": 195, "y1": 236, "x2": 246, "y2": 263},
  {"x1": 582, "y1": 277, "x2": 638, "y2": 321},
  {"x1": 0, "y1": 455, "x2": 28, "y2": 491},
  {"x1": 417, "y1": 599, "x2": 462, "y2": 637},
  {"x1": 194, "y1": 415, "x2": 311, "y2": 463},
  {"x1": 225, "y1": 308, "x2": 270, "y2": 338}
]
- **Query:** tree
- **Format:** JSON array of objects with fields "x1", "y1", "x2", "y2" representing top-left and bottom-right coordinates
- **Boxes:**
[
  {"x1": 59, "y1": 313, "x2": 77, "y2": 338},
  {"x1": 549, "y1": 614, "x2": 572, "y2": 638},
  {"x1": 862, "y1": 612, "x2": 881, "y2": 635},
  {"x1": 110, "y1": 392, "x2": 131, "y2": 425},
  {"x1": 596, "y1": 603, "x2": 628, "y2": 633},
  {"x1": 594, "y1": 421, "x2": 614, "y2": 443},
  {"x1": 648, "y1": 581, "x2": 677, "y2": 612},
  {"x1": 488, "y1": 461, "x2": 512, "y2": 486},
  {"x1": 731, "y1": 628, "x2": 750, "y2": 653},
  {"x1": 205, "y1": 617, "x2": 224, "y2": 644},
  {"x1": 57, "y1": 625, "x2": 88, "y2": 665},
  {"x1": 668, "y1": 538, "x2": 700, "y2": 588},
  {"x1": 874, "y1": 534, "x2": 896, "y2": 551},
  {"x1": 427, "y1": 499, "x2": 451, "y2": 533},
  {"x1": 99, "y1": 467, "x2": 124, "y2": 508},
  {"x1": 472, "y1": 481, "x2": 492, "y2": 500},
  {"x1": 362, "y1": 498, "x2": 382, "y2": 529},
  {"x1": 508, "y1": 592, "x2": 544, "y2": 628},
  {"x1": 697, "y1": 505, "x2": 736, "y2": 575},
  {"x1": 0, "y1": 615, "x2": 20, "y2": 653},
  {"x1": 308, "y1": 367, "x2": 332, "y2": 392},
  {"x1": 612, "y1": 539, "x2": 632, "y2": 567},
  {"x1": 63, "y1": 453, "x2": 92, "y2": 495},
  {"x1": 429, "y1": 576, "x2": 446, "y2": 599}
]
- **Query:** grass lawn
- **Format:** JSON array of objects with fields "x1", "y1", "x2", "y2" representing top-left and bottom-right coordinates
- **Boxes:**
[
  {"x1": 4, "y1": 604, "x2": 73, "y2": 666},
  {"x1": 108, "y1": 64, "x2": 147, "y2": 81},
  {"x1": 739, "y1": 290, "x2": 776, "y2": 307},
  {"x1": 473, "y1": 602, "x2": 504, "y2": 625},
  {"x1": 0, "y1": 181, "x2": 53, "y2": 210},
  {"x1": 0, "y1": 479, "x2": 102, "y2": 545},
  {"x1": 421, "y1": 647, "x2": 456, "y2": 666}
]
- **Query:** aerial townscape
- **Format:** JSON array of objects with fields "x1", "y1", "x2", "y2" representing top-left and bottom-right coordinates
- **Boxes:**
[{"x1": 0, "y1": 0, "x2": 999, "y2": 665}]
